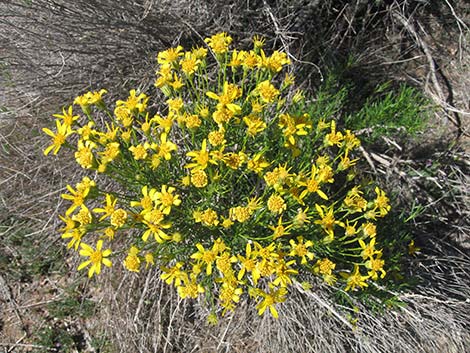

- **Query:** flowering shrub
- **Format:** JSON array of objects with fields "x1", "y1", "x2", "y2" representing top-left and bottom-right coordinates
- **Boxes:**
[{"x1": 43, "y1": 33, "x2": 392, "y2": 320}]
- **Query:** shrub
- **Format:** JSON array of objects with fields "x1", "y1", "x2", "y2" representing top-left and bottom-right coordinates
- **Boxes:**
[{"x1": 43, "y1": 33, "x2": 397, "y2": 321}]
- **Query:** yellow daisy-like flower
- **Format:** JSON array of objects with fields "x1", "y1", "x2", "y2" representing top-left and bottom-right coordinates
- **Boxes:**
[
  {"x1": 190, "y1": 169, "x2": 208, "y2": 188},
  {"x1": 142, "y1": 209, "x2": 172, "y2": 243},
  {"x1": 267, "y1": 194, "x2": 286, "y2": 214},
  {"x1": 123, "y1": 246, "x2": 141, "y2": 273},
  {"x1": 161, "y1": 262, "x2": 186, "y2": 286},
  {"x1": 42, "y1": 120, "x2": 73, "y2": 156},
  {"x1": 191, "y1": 243, "x2": 217, "y2": 275},
  {"x1": 289, "y1": 236, "x2": 314, "y2": 264},
  {"x1": 256, "y1": 286, "x2": 287, "y2": 319},
  {"x1": 75, "y1": 140, "x2": 96, "y2": 169},
  {"x1": 177, "y1": 274, "x2": 205, "y2": 299},
  {"x1": 157, "y1": 45, "x2": 184, "y2": 65},
  {"x1": 204, "y1": 32, "x2": 232, "y2": 54},
  {"x1": 129, "y1": 143, "x2": 149, "y2": 161},
  {"x1": 157, "y1": 132, "x2": 177, "y2": 161},
  {"x1": 256, "y1": 80, "x2": 279, "y2": 103},
  {"x1": 208, "y1": 129, "x2": 226, "y2": 147},
  {"x1": 186, "y1": 139, "x2": 216, "y2": 170},
  {"x1": 110, "y1": 208, "x2": 128, "y2": 228},
  {"x1": 180, "y1": 51, "x2": 200, "y2": 76},
  {"x1": 78, "y1": 240, "x2": 112, "y2": 278},
  {"x1": 116, "y1": 89, "x2": 148, "y2": 113},
  {"x1": 92, "y1": 193, "x2": 117, "y2": 221},
  {"x1": 61, "y1": 184, "x2": 90, "y2": 216},
  {"x1": 61, "y1": 227, "x2": 84, "y2": 251},
  {"x1": 155, "y1": 185, "x2": 182, "y2": 215},
  {"x1": 53, "y1": 106, "x2": 79, "y2": 127},
  {"x1": 365, "y1": 253, "x2": 386, "y2": 280},
  {"x1": 343, "y1": 265, "x2": 369, "y2": 291}
]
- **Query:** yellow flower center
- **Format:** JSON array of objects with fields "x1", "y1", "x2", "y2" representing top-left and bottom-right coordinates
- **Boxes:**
[
  {"x1": 90, "y1": 250, "x2": 103, "y2": 264},
  {"x1": 111, "y1": 209, "x2": 127, "y2": 228}
]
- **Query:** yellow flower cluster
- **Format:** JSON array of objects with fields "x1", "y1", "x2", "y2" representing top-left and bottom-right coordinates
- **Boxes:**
[{"x1": 44, "y1": 33, "x2": 393, "y2": 321}]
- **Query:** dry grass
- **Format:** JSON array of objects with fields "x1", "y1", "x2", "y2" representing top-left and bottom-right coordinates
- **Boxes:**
[{"x1": 1, "y1": 0, "x2": 469, "y2": 352}]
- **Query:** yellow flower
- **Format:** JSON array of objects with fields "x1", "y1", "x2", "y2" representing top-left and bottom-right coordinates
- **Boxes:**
[
  {"x1": 314, "y1": 258, "x2": 336, "y2": 276},
  {"x1": 229, "y1": 206, "x2": 251, "y2": 223},
  {"x1": 157, "y1": 132, "x2": 177, "y2": 160},
  {"x1": 261, "y1": 50, "x2": 290, "y2": 72},
  {"x1": 342, "y1": 130, "x2": 361, "y2": 151},
  {"x1": 77, "y1": 121, "x2": 95, "y2": 141},
  {"x1": 177, "y1": 274, "x2": 205, "y2": 299},
  {"x1": 129, "y1": 143, "x2": 149, "y2": 160},
  {"x1": 252, "y1": 34, "x2": 265, "y2": 49},
  {"x1": 61, "y1": 227, "x2": 84, "y2": 250},
  {"x1": 314, "y1": 204, "x2": 338, "y2": 239},
  {"x1": 343, "y1": 219, "x2": 358, "y2": 237},
  {"x1": 362, "y1": 222, "x2": 377, "y2": 238},
  {"x1": 216, "y1": 251, "x2": 238, "y2": 276},
  {"x1": 42, "y1": 120, "x2": 73, "y2": 156},
  {"x1": 100, "y1": 141, "x2": 120, "y2": 164},
  {"x1": 208, "y1": 129, "x2": 226, "y2": 147},
  {"x1": 157, "y1": 45, "x2": 183, "y2": 65},
  {"x1": 267, "y1": 194, "x2": 286, "y2": 214},
  {"x1": 53, "y1": 106, "x2": 79, "y2": 127},
  {"x1": 142, "y1": 209, "x2": 172, "y2": 242},
  {"x1": 180, "y1": 51, "x2": 200, "y2": 76},
  {"x1": 161, "y1": 262, "x2": 186, "y2": 286},
  {"x1": 324, "y1": 120, "x2": 344, "y2": 147},
  {"x1": 256, "y1": 80, "x2": 279, "y2": 103},
  {"x1": 365, "y1": 253, "x2": 386, "y2": 280},
  {"x1": 223, "y1": 152, "x2": 245, "y2": 170},
  {"x1": 374, "y1": 187, "x2": 391, "y2": 217},
  {"x1": 293, "y1": 207, "x2": 311, "y2": 227},
  {"x1": 116, "y1": 89, "x2": 148, "y2": 113},
  {"x1": 190, "y1": 169, "x2": 208, "y2": 188},
  {"x1": 114, "y1": 105, "x2": 133, "y2": 127},
  {"x1": 272, "y1": 259, "x2": 298, "y2": 287},
  {"x1": 155, "y1": 185, "x2": 181, "y2": 215},
  {"x1": 93, "y1": 193, "x2": 117, "y2": 221},
  {"x1": 358, "y1": 238, "x2": 380, "y2": 260},
  {"x1": 72, "y1": 205, "x2": 92, "y2": 226},
  {"x1": 298, "y1": 165, "x2": 328, "y2": 201},
  {"x1": 289, "y1": 236, "x2": 314, "y2": 264},
  {"x1": 268, "y1": 216, "x2": 291, "y2": 240},
  {"x1": 204, "y1": 32, "x2": 232, "y2": 54},
  {"x1": 184, "y1": 114, "x2": 201, "y2": 129},
  {"x1": 191, "y1": 243, "x2": 217, "y2": 275},
  {"x1": 219, "y1": 281, "x2": 243, "y2": 312},
  {"x1": 237, "y1": 242, "x2": 257, "y2": 280},
  {"x1": 228, "y1": 49, "x2": 246, "y2": 67},
  {"x1": 196, "y1": 208, "x2": 219, "y2": 227},
  {"x1": 343, "y1": 265, "x2": 369, "y2": 291},
  {"x1": 123, "y1": 246, "x2": 141, "y2": 273},
  {"x1": 278, "y1": 113, "x2": 311, "y2": 147},
  {"x1": 247, "y1": 153, "x2": 270, "y2": 174},
  {"x1": 243, "y1": 50, "x2": 260, "y2": 69},
  {"x1": 256, "y1": 286, "x2": 287, "y2": 319},
  {"x1": 343, "y1": 186, "x2": 367, "y2": 212},
  {"x1": 75, "y1": 140, "x2": 96, "y2": 169},
  {"x1": 243, "y1": 114, "x2": 267, "y2": 136},
  {"x1": 61, "y1": 184, "x2": 90, "y2": 216},
  {"x1": 191, "y1": 46, "x2": 208, "y2": 59},
  {"x1": 78, "y1": 240, "x2": 112, "y2": 278},
  {"x1": 131, "y1": 186, "x2": 157, "y2": 213},
  {"x1": 144, "y1": 253, "x2": 155, "y2": 268},
  {"x1": 154, "y1": 114, "x2": 174, "y2": 133},
  {"x1": 110, "y1": 209, "x2": 127, "y2": 228},
  {"x1": 186, "y1": 139, "x2": 216, "y2": 170}
]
